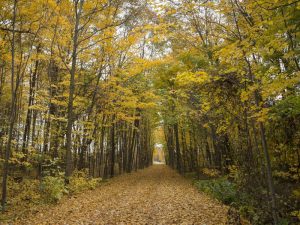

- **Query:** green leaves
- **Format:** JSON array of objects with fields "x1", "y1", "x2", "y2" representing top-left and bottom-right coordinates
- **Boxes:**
[
  {"x1": 195, "y1": 178, "x2": 237, "y2": 205},
  {"x1": 40, "y1": 176, "x2": 68, "y2": 203},
  {"x1": 270, "y1": 95, "x2": 300, "y2": 119}
]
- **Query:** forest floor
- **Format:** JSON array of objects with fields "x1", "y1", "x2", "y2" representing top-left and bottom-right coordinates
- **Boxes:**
[{"x1": 12, "y1": 165, "x2": 228, "y2": 225}]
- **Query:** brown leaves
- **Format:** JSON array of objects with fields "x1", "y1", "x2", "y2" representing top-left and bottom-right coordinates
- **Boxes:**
[{"x1": 13, "y1": 165, "x2": 228, "y2": 225}]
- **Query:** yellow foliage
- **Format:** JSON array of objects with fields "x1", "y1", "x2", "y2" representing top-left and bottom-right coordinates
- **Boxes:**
[
  {"x1": 175, "y1": 71, "x2": 209, "y2": 87},
  {"x1": 202, "y1": 168, "x2": 221, "y2": 178}
]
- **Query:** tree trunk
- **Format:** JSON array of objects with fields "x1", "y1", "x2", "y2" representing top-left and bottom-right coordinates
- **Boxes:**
[
  {"x1": 22, "y1": 47, "x2": 39, "y2": 154},
  {"x1": 2, "y1": 0, "x2": 18, "y2": 211},
  {"x1": 110, "y1": 116, "x2": 115, "y2": 178},
  {"x1": 65, "y1": 0, "x2": 84, "y2": 179},
  {"x1": 174, "y1": 123, "x2": 182, "y2": 173}
]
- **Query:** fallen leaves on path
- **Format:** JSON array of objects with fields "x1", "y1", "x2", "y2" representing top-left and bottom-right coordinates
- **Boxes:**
[{"x1": 13, "y1": 165, "x2": 228, "y2": 225}]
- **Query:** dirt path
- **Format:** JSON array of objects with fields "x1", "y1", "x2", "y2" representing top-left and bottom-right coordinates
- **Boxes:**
[{"x1": 15, "y1": 165, "x2": 228, "y2": 225}]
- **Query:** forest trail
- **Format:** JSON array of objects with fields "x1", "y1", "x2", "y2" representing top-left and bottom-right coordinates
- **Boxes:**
[{"x1": 14, "y1": 165, "x2": 228, "y2": 225}]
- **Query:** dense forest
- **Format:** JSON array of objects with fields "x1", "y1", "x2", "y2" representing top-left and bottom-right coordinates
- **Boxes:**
[{"x1": 0, "y1": 0, "x2": 299, "y2": 224}]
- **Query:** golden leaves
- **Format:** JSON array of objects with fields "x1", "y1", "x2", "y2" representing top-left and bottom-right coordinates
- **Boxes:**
[
  {"x1": 13, "y1": 166, "x2": 228, "y2": 225},
  {"x1": 175, "y1": 71, "x2": 209, "y2": 87}
]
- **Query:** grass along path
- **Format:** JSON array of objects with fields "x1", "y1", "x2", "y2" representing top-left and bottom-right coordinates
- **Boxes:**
[{"x1": 13, "y1": 165, "x2": 228, "y2": 224}]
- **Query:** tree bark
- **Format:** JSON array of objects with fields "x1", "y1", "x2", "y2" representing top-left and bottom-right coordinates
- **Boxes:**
[
  {"x1": 2, "y1": 0, "x2": 18, "y2": 211},
  {"x1": 65, "y1": 0, "x2": 84, "y2": 179},
  {"x1": 174, "y1": 123, "x2": 182, "y2": 173}
]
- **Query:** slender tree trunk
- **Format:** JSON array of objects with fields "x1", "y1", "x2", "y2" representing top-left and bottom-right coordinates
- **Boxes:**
[
  {"x1": 2, "y1": 0, "x2": 17, "y2": 211},
  {"x1": 210, "y1": 124, "x2": 221, "y2": 170},
  {"x1": 174, "y1": 123, "x2": 182, "y2": 173},
  {"x1": 258, "y1": 118, "x2": 278, "y2": 224},
  {"x1": 22, "y1": 47, "x2": 39, "y2": 154},
  {"x1": 110, "y1": 116, "x2": 115, "y2": 177},
  {"x1": 65, "y1": 0, "x2": 84, "y2": 179}
]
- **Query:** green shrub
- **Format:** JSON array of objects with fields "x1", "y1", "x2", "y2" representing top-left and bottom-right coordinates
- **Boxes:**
[
  {"x1": 11, "y1": 179, "x2": 41, "y2": 203},
  {"x1": 195, "y1": 178, "x2": 237, "y2": 204},
  {"x1": 1, "y1": 177, "x2": 41, "y2": 209},
  {"x1": 40, "y1": 176, "x2": 68, "y2": 203},
  {"x1": 68, "y1": 169, "x2": 102, "y2": 194}
]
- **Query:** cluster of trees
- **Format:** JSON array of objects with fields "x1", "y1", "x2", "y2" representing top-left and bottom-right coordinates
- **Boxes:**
[
  {"x1": 0, "y1": 0, "x2": 158, "y2": 211},
  {"x1": 0, "y1": 0, "x2": 299, "y2": 223},
  {"x1": 154, "y1": 0, "x2": 300, "y2": 224}
]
